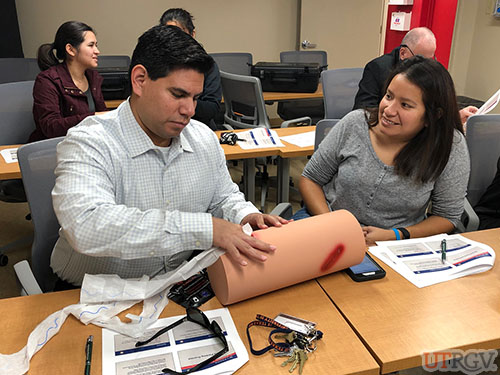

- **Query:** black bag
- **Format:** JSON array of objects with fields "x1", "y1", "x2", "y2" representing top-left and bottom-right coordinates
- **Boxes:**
[
  {"x1": 474, "y1": 156, "x2": 500, "y2": 229},
  {"x1": 96, "y1": 67, "x2": 130, "y2": 100},
  {"x1": 251, "y1": 62, "x2": 320, "y2": 93}
]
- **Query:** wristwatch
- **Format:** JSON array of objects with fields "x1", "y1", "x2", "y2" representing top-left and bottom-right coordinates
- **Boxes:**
[{"x1": 397, "y1": 227, "x2": 411, "y2": 240}]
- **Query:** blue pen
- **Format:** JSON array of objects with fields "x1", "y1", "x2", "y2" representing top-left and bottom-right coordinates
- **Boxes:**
[{"x1": 441, "y1": 239, "x2": 447, "y2": 264}]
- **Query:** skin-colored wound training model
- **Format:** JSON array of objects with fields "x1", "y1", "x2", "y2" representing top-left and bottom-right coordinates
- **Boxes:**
[{"x1": 208, "y1": 210, "x2": 366, "y2": 305}]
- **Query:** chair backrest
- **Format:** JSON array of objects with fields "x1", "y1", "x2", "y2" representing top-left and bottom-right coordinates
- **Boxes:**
[
  {"x1": 18, "y1": 137, "x2": 63, "y2": 292},
  {"x1": 321, "y1": 68, "x2": 363, "y2": 119},
  {"x1": 220, "y1": 71, "x2": 270, "y2": 129},
  {"x1": 97, "y1": 55, "x2": 131, "y2": 69},
  {"x1": 314, "y1": 119, "x2": 339, "y2": 150},
  {"x1": 280, "y1": 50, "x2": 327, "y2": 68},
  {"x1": 0, "y1": 58, "x2": 40, "y2": 84},
  {"x1": 0, "y1": 81, "x2": 36, "y2": 145},
  {"x1": 210, "y1": 53, "x2": 253, "y2": 75},
  {"x1": 465, "y1": 114, "x2": 500, "y2": 207}
]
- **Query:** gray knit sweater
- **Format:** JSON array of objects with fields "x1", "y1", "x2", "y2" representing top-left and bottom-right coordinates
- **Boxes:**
[{"x1": 302, "y1": 110, "x2": 470, "y2": 228}]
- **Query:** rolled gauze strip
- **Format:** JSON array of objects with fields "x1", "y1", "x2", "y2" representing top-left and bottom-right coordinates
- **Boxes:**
[{"x1": 207, "y1": 209, "x2": 366, "y2": 305}]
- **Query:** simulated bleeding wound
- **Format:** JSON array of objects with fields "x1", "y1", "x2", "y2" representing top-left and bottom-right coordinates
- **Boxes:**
[{"x1": 320, "y1": 244, "x2": 345, "y2": 272}]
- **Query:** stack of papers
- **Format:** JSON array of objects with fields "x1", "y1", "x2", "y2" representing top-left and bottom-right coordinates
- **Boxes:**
[
  {"x1": 369, "y1": 234, "x2": 495, "y2": 288},
  {"x1": 236, "y1": 128, "x2": 284, "y2": 150},
  {"x1": 102, "y1": 308, "x2": 248, "y2": 375}
]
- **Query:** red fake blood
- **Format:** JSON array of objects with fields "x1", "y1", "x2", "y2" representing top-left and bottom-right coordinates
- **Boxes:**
[{"x1": 320, "y1": 244, "x2": 345, "y2": 272}]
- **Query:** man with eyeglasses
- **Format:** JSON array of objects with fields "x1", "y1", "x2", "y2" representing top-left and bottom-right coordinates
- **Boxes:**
[{"x1": 353, "y1": 27, "x2": 477, "y2": 123}]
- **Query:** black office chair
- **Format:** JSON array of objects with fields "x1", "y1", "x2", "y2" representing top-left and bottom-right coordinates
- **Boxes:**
[
  {"x1": 460, "y1": 115, "x2": 500, "y2": 232},
  {"x1": 0, "y1": 58, "x2": 40, "y2": 84},
  {"x1": 14, "y1": 137, "x2": 63, "y2": 294},
  {"x1": 210, "y1": 53, "x2": 254, "y2": 128},
  {"x1": 221, "y1": 71, "x2": 311, "y2": 211},
  {"x1": 96, "y1": 55, "x2": 131, "y2": 69},
  {"x1": 321, "y1": 68, "x2": 363, "y2": 120},
  {"x1": 210, "y1": 53, "x2": 253, "y2": 75},
  {"x1": 0, "y1": 80, "x2": 37, "y2": 266}
]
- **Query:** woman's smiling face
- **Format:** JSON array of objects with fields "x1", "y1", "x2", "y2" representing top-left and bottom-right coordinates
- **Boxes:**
[{"x1": 376, "y1": 73, "x2": 427, "y2": 144}]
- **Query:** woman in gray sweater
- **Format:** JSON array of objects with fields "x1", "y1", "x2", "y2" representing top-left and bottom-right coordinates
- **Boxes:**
[{"x1": 298, "y1": 56, "x2": 470, "y2": 245}]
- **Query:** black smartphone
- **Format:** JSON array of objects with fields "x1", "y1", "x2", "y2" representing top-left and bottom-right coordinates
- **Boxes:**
[{"x1": 345, "y1": 253, "x2": 386, "y2": 282}]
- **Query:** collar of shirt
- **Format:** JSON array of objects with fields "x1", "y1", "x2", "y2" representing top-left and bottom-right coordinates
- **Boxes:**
[{"x1": 118, "y1": 99, "x2": 194, "y2": 159}]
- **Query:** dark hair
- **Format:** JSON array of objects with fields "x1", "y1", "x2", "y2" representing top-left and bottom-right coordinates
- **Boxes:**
[
  {"x1": 37, "y1": 21, "x2": 94, "y2": 71},
  {"x1": 129, "y1": 25, "x2": 213, "y2": 82},
  {"x1": 366, "y1": 56, "x2": 463, "y2": 183},
  {"x1": 159, "y1": 8, "x2": 195, "y2": 35}
]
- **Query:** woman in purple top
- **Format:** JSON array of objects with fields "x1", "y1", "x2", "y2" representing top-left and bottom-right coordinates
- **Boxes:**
[{"x1": 30, "y1": 21, "x2": 107, "y2": 142}]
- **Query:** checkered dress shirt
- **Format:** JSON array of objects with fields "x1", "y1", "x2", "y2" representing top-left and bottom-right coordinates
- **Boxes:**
[{"x1": 51, "y1": 100, "x2": 258, "y2": 285}]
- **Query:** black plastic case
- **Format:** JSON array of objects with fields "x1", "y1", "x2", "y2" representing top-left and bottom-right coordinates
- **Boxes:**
[
  {"x1": 96, "y1": 67, "x2": 130, "y2": 100},
  {"x1": 251, "y1": 62, "x2": 320, "y2": 93}
]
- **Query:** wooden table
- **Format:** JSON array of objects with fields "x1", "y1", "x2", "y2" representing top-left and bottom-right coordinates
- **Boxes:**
[
  {"x1": 0, "y1": 280, "x2": 379, "y2": 375},
  {"x1": 216, "y1": 126, "x2": 315, "y2": 204},
  {"x1": 318, "y1": 228, "x2": 500, "y2": 373},
  {"x1": 1, "y1": 127, "x2": 315, "y2": 206},
  {"x1": 104, "y1": 84, "x2": 324, "y2": 109},
  {"x1": 0, "y1": 145, "x2": 22, "y2": 180},
  {"x1": 275, "y1": 126, "x2": 315, "y2": 203}
]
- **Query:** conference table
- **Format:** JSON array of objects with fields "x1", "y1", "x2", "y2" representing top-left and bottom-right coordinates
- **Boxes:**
[
  {"x1": 2, "y1": 224, "x2": 500, "y2": 374},
  {"x1": 0, "y1": 279, "x2": 379, "y2": 375},
  {"x1": 216, "y1": 126, "x2": 315, "y2": 204},
  {"x1": 0, "y1": 145, "x2": 22, "y2": 180},
  {"x1": 1, "y1": 128, "x2": 316, "y2": 207},
  {"x1": 318, "y1": 228, "x2": 500, "y2": 373},
  {"x1": 104, "y1": 84, "x2": 324, "y2": 109}
]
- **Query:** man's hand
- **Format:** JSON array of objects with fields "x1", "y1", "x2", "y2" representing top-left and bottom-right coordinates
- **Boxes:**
[
  {"x1": 459, "y1": 105, "x2": 478, "y2": 126},
  {"x1": 362, "y1": 226, "x2": 397, "y2": 246},
  {"x1": 212, "y1": 217, "x2": 277, "y2": 266},
  {"x1": 241, "y1": 212, "x2": 290, "y2": 230}
]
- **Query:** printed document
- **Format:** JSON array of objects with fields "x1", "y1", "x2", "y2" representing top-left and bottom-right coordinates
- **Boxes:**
[
  {"x1": 0, "y1": 148, "x2": 18, "y2": 163},
  {"x1": 369, "y1": 234, "x2": 495, "y2": 288},
  {"x1": 476, "y1": 88, "x2": 500, "y2": 115},
  {"x1": 102, "y1": 307, "x2": 248, "y2": 375},
  {"x1": 280, "y1": 131, "x2": 315, "y2": 148},
  {"x1": 236, "y1": 128, "x2": 284, "y2": 150}
]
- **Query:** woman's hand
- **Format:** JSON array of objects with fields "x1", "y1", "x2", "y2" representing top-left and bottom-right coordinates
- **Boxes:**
[{"x1": 362, "y1": 226, "x2": 397, "y2": 246}]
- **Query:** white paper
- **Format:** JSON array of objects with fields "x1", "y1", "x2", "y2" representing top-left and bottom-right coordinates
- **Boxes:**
[
  {"x1": 0, "y1": 247, "x2": 224, "y2": 375},
  {"x1": 476, "y1": 88, "x2": 500, "y2": 115},
  {"x1": 280, "y1": 131, "x2": 315, "y2": 148},
  {"x1": 236, "y1": 128, "x2": 285, "y2": 150},
  {"x1": 103, "y1": 308, "x2": 248, "y2": 375},
  {"x1": 0, "y1": 148, "x2": 18, "y2": 163},
  {"x1": 369, "y1": 234, "x2": 495, "y2": 288}
]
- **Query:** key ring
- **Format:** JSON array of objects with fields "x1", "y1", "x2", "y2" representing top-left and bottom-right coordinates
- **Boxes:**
[{"x1": 220, "y1": 132, "x2": 245, "y2": 145}]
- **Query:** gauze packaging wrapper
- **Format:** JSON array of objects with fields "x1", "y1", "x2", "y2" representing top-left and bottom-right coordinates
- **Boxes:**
[{"x1": 208, "y1": 210, "x2": 366, "y2": 305}]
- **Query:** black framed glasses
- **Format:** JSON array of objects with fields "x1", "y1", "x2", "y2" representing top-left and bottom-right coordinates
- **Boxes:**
[
  {"x1": 136, "y1": 307, "x2": 228, "y2": 374},
  {"x1": 400, "y1": 43, "x2": 437, "y2": 61}
]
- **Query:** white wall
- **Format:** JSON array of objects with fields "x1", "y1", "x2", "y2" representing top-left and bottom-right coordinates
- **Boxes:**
[
  {"x1": 450, "y1": 0, "x2": 500, "y2": 112},
  {"x1": 16, "y1": 0, "x2": 497, "y2": 111},
  {"x1": 16, "y1": 0, "x2": 298, "y2": 61}
]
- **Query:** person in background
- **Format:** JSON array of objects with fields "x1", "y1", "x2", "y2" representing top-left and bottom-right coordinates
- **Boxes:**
[
  {"x1": 353, "y1": 27, "x2": 476, "y2": 125},
  {"x1": 30, "y1": 21, "x2": 106, "y2": 142},
  {"x1": 159, "y1": 8, "x2": 223, "y2": 130},
  {"x1": 50, "y1": 25, "x2": 287, "y2": 289},
  {"x1": 297, "y1": 56, "x2": 470, "y2": 245}
]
